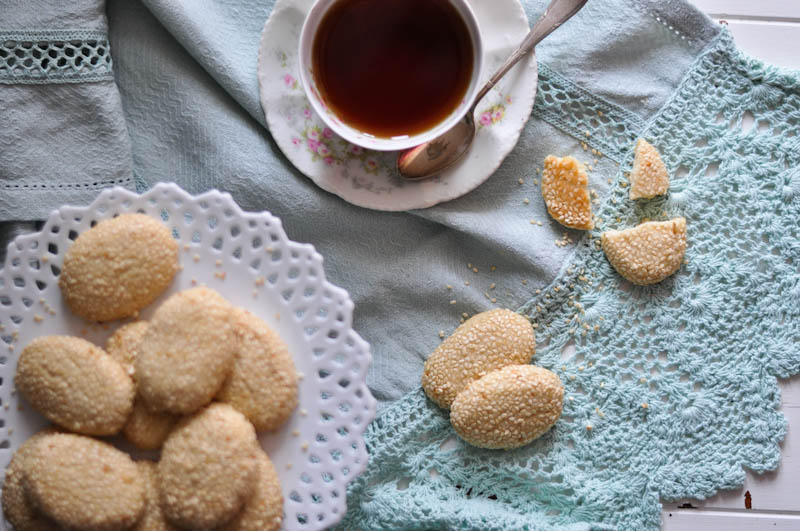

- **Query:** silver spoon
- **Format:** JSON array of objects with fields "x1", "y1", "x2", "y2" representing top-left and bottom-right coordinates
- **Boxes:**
[{"x1": 397, "y1": 0, "x2": 588, "y2": 180}]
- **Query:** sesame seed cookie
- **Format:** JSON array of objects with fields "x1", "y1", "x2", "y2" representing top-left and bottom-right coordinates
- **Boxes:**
[
  {"x1": 450, "y1": 365, "x2": 564, "y2": 449},
  {"x1": 106, "y1": 322, "x2": 179, "y2": 450},
  {"x1": 59, "y1": 213, "x2": 179, "y2": 322},
  {"x1": 134, "y1": 461, "x2": 180, "y2": 531},
  {"x1": 541, "y1": 155, "x2": 593, "y2": 230},
  {"x1": 106, "y1": 321, "x2": 149, "y2": 378},
  {"x1": 158, "y1": 403, "x2": 260, "y2": 529},
  {"x1": 136, "y1": 287, "x2": 237, "y2": 414},
  {"x1": 216, "y1": 309, "x2": 297, "y2": 432},
  {"x1": 15, "y1": 336, "x2": 134, "y2": 436},
  {"x1": 422, "y1": 309, "x2": 535, "y2": 410},
  {"x1": 629, "y1": 138, "x2": 669, "y2": 200},
  {"x1": 22, "y1": 433, "x2": 146, "y2": 531},
  {"x1": 219, "y1": 450, "x2": 283, "y2": 531},
  {"x1": 601, "y1": 218, "x2": 687, "y2": 285},
  {"x1": 1, "y1": 429, "x2": 60, "y2": 531}
]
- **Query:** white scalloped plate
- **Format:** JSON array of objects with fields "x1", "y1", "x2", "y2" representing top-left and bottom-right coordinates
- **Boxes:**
[
  {"x1": 0, "y1": 183, "x2": 376, "y2": 531},
  {"x1": 257, "y1": 0, "x2": 538, "y2": 211}
]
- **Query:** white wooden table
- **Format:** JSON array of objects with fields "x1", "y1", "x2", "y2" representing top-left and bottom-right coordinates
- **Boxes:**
[{"x1": 663, "y1": 2, "x2": 800, "y2": 529}]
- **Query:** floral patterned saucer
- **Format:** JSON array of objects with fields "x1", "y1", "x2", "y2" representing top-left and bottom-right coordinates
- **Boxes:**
[{"x1": 257, "y1": 0, "x2": 538, "y2": 211}]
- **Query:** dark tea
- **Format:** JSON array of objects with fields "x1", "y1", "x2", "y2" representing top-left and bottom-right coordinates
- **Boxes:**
[{"x1": 312, "y1": 0, "x2": 474, "y2": 138}]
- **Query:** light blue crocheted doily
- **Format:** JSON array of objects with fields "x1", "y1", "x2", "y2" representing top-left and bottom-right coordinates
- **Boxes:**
[{"x1": 340, "y1": 30, "x2": 800, "y2": 530}]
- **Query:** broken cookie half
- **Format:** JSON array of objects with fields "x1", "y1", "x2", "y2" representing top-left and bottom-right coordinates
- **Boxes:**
[
  {"x1": 601, "y1": 218, "x2": 687, "y2": 285},
  {"x1": 541, "y1": 155, "x2": 593, "y2": 230},
  {"x1": 629, "y1": 139, "x2": 669, "y2": 200}
]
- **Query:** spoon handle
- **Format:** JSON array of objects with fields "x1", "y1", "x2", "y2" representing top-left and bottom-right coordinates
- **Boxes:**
[{"x1": 472, "y1": 0, "x2": 588, "y2": 105}]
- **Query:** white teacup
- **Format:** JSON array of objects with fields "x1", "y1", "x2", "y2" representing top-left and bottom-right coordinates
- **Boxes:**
[{"x1": 298, "y1": 0, "x2": 483, "y2": 151}]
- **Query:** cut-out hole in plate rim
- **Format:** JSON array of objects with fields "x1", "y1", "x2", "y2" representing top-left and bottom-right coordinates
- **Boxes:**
[{"x1": 0, "y1": 183, "x2": 376, "y2": 531}]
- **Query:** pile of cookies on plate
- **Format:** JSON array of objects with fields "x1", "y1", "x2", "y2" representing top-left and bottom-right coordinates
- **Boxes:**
[{"x1": 3, "y1": 213, "x2": 296, "y2": 531}]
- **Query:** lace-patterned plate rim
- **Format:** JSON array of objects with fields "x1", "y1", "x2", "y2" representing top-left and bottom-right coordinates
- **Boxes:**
[
  {"x1": 0, "y1": 29, "x2": 113, "y2": 85},
  {"x1": 0, "y1": 183, "x2": 377, "y2": 531},
  {"x1": 257, "y1": 0, "x2": 538, "y2": 211}
]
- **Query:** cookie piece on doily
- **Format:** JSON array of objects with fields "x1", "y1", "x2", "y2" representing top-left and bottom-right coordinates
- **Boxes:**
[
  {"x1": 219, "y1": 450, "x2": 284, "y2": 531},
  {"x1": 541, "y1": 155, "x2": 593, "y2": 230},
  {"x1": 629, "y1": 139, "x2": 669, "y2": 200},
  {"x1": 450, "y1": 365, "x2": 563, "y2": 450},
  {"x1": 601, "y1": 218, "x2": 687, "y2": 285},
  {"x1": 422, "y1": 309, "x2": 535, "y2": 410}
]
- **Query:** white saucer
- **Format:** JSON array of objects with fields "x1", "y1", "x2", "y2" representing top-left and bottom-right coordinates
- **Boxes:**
[{"x1": 257, "y1": 0, "x2": 538, "y2": 211}]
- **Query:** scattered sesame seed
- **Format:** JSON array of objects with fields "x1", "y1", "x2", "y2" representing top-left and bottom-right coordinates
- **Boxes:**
[
  {"x1": 490, "y1": 265, "x2": 497, "y2": 272},
  {"x1": 7, "y1": 428, "x2": 12, "y2": 435},
  {"x1": 490, "y1": 298, "x2": 497, "y2": 303},
  {"x1": 301, "y1": 442, "x2": 309, "y2": 452},
  {"x1": 300, "y1": 409, "x2": 308, "y2": 416},
  {"x1": 518, "y1": 178, "x2": 524, "y2": 185},
  {"x1": 190, "y1": 278, "x2": 198, "y2": 286},
  {"x1": 641, "y1": 403, "x2": 649, "y2": 409},
  {"x1": 33, "y1": 315, "x2": 43, "y2": 323},
  {"x1": 489, "y1": 283, "x2": 496, "y2": 290},
  {"x1": 523, "y1": 198, "x2": 530, "y2": 205},
  {"x1": 467, "y1": 263, "x2": 473, "y2": 268},
  {"x1": 438, "y1": 330, "x2": 445, "y2": 339},
  {"x1": 598, "y1": 111, "x2": 604, "y2": 117},
  {"x1": 41, "y1": 255, "x2": 49, "y2": 263},
  {"x1": 183, "y1": 243, "x2": 191, "y2": 251},
  {"x1": 286, "y1": 463, "x2": 292, "y2": 470},
  {"x1": 214, "y1": 272, "x2": 226, "y2": 280},
  {"x1": 450, "y1": 300, "x2": 457, "y2": 305},
  {"x1": 521, "y1": 279, "x2": 528, "y2": 285},
  {"x1": 252, "y1": 289, "x2": 258, "y2": 298},
  {"x1": 255, "y1": 276, "x2": 265, "y2": 286},
  {"x1": 296, "y1": 371, "x2": 304, "y2": 380},
  {"x1": 193, "y1": 254, "x2": 200, "y2": 262},
  {"x1": 472, "y1": 267, "x2": 478, "y2": 273},
  {"x1": 568, "y1": 396, "x2": 574, "y2": 402},
  {"x1": 291, "y1": 430, "x2": 300, "y2": 437},
  {"x1": 586, "y1": 424, "x2": 593, "y2": 431},
  {"x1": 275, "y1": 313, "x2": 281, "y2": 321},
  {"x1": 585, "y1": 130, "x2": 591, "y2": 137},
  {"x1": 461, "y1": 313, "x2": 468, "y2": 318},
  {"x1": 464, "y1": 281, "x2": 470, "y2": 286},
  {"x1": 446, "y1": 284, "x2": 453, "y2": 290},
  {"x1": 639, "y1": 377, "x2": 647, "y2": 383}
]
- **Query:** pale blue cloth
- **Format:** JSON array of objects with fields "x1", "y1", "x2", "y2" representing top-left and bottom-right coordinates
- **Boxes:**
[
  {"x1": 0, "y1": 0, "x2": 133, "y2": 220},
  {"x1": 104, "y1": 0, "x2": 721, "y2": 408}
]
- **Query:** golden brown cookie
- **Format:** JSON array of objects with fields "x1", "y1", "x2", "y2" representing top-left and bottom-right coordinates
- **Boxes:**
[
  {"x1": 134, "y1": 461, "x2": 180, "y2": 531},
  {"x1": 219, "y1": 450, "x2": 283, "y2": 531},
  {"x1": 59, "y1": 213, "x2": 179, "y2": 322},
  {"x1": 22, "y1": 433, "x2": 146, "y2": 531},
  {"x1": 422, "y1": 309, "x2": 535, "y2": 410},
  {"x1": 217, "y1": 309, "x2": 297, "y2": 432},
  {"x1": 158, "y1": 403, "x2": 260, "y2": 529},
  {"x1": 541, "y1": 155, "x2": 593, "y2": 230},
  {"x1": 601, "y1": 218, "x2": 687, "y2": 285},
  {"x1": 15, "y1": 335, "x2": 134, "y2": 435},
  {"x1": 450, "y1": 365, "x2": 563, "y2": 449},
  {"x1": 136, "y1": 287, "x2": 237, "y2": 414},
  {"x1": 1, "y1": 429, "x2": 60, "y2": 531},
  {"x1": 629, "y1": 138, "x2": 669, "y2": 200},
  {"x1": 106, "y1": 321, "x2": 179, "y2": 449}
]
